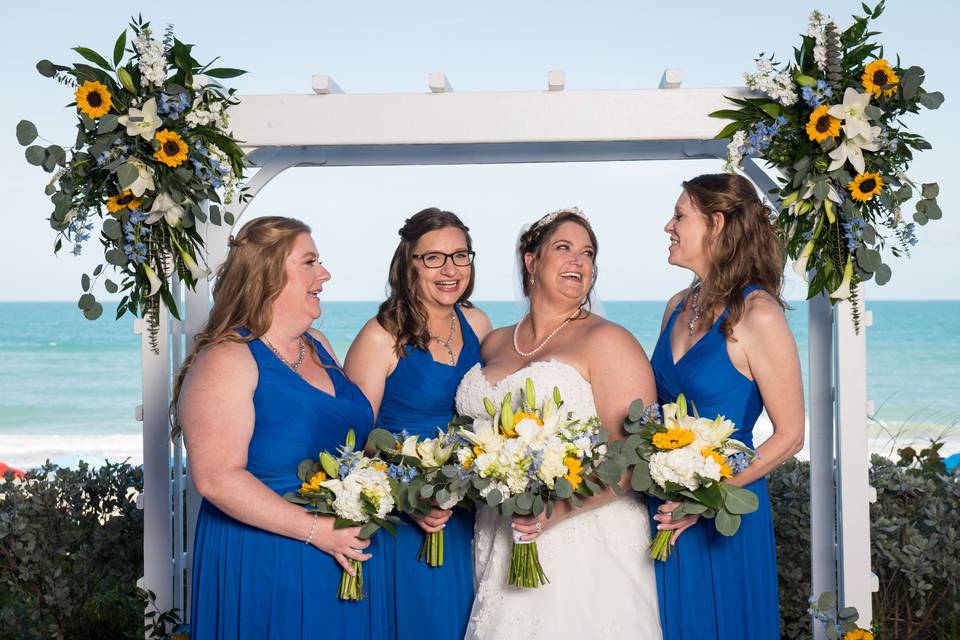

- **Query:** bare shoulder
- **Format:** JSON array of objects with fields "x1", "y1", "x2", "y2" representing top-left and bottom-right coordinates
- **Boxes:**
[
  {"x1": 186, "y1": 338, "x2": 257, "y2": 389},
  {"x1": 480, "y1": 325, "x2": 513, "y2": 360},
  {"x1": 306, "y1": 327, "x2": 340, "y2": 362},
  {"x1": 460, "y1": 304, "x2": 493, "y2": 340},
  {"x1": 584, "y1": 315, "x2": 646, "y2": 356},
  {"x1": 741, "y1": 290, "x2": 789, "y2": 332}
]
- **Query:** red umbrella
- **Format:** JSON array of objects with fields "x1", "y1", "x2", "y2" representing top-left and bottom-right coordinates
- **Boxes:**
[{"x1": 0, "y1": 462, "x2": 25, "y2": 478}]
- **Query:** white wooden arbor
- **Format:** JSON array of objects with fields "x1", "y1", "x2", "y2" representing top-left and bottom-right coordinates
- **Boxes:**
[{"x1": 137, "y1": 70, "x2": 876, "y2": 636}]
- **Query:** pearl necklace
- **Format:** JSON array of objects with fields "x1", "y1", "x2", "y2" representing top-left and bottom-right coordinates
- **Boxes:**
[
  {"x1": 687, "y1": 287, "x2": 705, "y2": 335},
  {"x1": 263, "y1": 335, "x2": 306, "y2": 373},
  {"x1": 513, "y1": 310, "x2": 579, "y2": 358},
  {"x1": 430, "y1": 310, "x2": 457, "y2": 365}
]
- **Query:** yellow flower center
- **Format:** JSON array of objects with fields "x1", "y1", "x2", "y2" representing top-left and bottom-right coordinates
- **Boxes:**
[
  {"x1": 512, "y1": 412, "x2": 543, "y2": 426},
  {"x1": 563, "y1": 456, "x2": 583, "y2": 490}
]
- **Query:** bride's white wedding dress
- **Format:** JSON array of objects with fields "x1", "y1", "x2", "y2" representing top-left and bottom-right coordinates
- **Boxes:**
[{"x1": 455, "y1": 360, "x2": 662, "y2": 639}]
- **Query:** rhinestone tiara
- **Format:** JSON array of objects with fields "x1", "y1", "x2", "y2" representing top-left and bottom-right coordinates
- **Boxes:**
[{"x1": 530, "y1": 206, "x2": 589, "y2": 231}]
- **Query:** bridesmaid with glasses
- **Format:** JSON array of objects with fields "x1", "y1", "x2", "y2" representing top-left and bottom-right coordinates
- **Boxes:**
[{"x1": 345, "y1": 207, "x2": 491, "y2": 640}]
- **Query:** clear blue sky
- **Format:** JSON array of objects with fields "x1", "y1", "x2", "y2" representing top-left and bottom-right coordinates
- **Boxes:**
[{"x1": 2, "y1": 0, "x2": 957, "y2": 302}]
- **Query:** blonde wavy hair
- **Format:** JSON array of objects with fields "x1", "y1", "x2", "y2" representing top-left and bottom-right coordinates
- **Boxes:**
[
  {"x1": 170, "y1": 216, "x2": 312, "y2": 439},
  {"x1": 682, "y1": 173, "x2": 786, "y2": 337}
]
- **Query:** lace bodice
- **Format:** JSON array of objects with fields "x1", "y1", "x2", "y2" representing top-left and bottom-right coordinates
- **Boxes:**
[{"x1": 455, "y1": 360, "x2": 598, "y2": 421}]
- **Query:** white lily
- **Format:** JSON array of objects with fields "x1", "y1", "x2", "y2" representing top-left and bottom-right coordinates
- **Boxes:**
[
  {"x1": 416, "y1": 437, "x2": 454, "y2": 467},
  {"x1": 459, "y1": 419, "x2": 503, "y2": 455},
  {"x1": 793, "y1": 239, "x2": 816, "y2": 281},
  {"x1": 827, "y1": 127, "x2": 882, "y2": 175},
  {"x1": 827, "y1": 88, "x2": 875, "y2": 141},
  {"x1": 145, "y1": 192, "x2": 185, "y2": 226},
  {"x1": 127, "y1": 159, "x2": 155, "y2": 197},
  {"x1": 180, "y1": 250, "x2": 209, "y2": 282},
  {"x1": 829, "y1": 256, "x2": 854, "y2": 300},
  {"x1": 400, "y1": 435, "x2": 420, "y2": 458},
  {"x1": 143, "y1": 264, "x2": 163, "y2": 297},
  {"x1": 118, "y1": 98, "x2": 162, "y2": 141}
]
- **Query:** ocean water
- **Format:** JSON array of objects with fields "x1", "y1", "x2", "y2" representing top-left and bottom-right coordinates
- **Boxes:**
[{"x1": 1, "y1": 300, "x2": 957, "y2": 468}]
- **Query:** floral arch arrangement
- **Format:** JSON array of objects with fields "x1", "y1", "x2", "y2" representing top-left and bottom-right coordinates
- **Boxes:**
[
  {"x1": 15, "y1": 17, "x2": 247, "y2": 349},
  {"x1": 712, "y1": 2, "x2": 944, "y2": 319}
]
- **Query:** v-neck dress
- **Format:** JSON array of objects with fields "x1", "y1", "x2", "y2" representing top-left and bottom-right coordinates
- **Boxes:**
[
  {"x1": 373, "y1": 304, "x2": 482, "y2": 640},
  {"x1": 647, "y1": 285, "x2": 780, "y2": 640},
  {"x1": 189, "y1": 331, "x2": 386, "y2": 640}
]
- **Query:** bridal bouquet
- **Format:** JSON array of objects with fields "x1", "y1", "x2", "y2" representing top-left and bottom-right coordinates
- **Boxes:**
[
  {"x1": 455, "y1": 378, "x2": 627, "y2": 588},
  {"x1": 710, "y1": 3, "x2": 943, "y2": 324},
  {"x1": 621, "y1": 394, "x2": 759, "y2": 561},
  {"x1": 365, "y1": 427, "x2": 470, "y2": 567},
  {"x1": 15, "y1": 17, "x2": 247, "y2": 349},
  {"x1": 284, "y1": 430, "x2": 401, "y2": 600}
]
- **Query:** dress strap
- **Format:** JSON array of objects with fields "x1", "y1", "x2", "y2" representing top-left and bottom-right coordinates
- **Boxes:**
[
  {"x1": 305, "y1": 332, "x2": 339, "y2": 369},
  {"x1": 454, "y1": 305, "x2": 480, "y2": 349},
  {"x1": 741, "y1": 283, "x2": 763, "y2": 299}
]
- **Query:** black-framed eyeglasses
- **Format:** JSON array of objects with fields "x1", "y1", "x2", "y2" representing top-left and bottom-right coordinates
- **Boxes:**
[{"x1": 411, "y1": 250, "x2": 476, "y2": 268}]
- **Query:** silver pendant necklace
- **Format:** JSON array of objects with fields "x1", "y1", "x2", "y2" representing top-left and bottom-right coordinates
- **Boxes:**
[
  {"x1": 687, "y1": 287, "x2": 705, "y2": 335},
  {"x1": 264, "y1": 335, "x2": 306, "y2": 373},
  {"x1": 430, "y1": 311, "x2": 457, "y2": 365}
]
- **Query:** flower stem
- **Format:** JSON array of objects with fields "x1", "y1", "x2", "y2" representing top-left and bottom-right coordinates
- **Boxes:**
[
  {"x1": 337, "y1": 559, "x2": 364, "y2": 600},
  {"x1": 417, "y1": 529, "x2": 445, "y2": 568},
  {"x1": 649, "y1": 530, "x2": 673, "y2": 562},
  {"x1": 508, "y1": 542, "x2": 549, "y2": 588}
]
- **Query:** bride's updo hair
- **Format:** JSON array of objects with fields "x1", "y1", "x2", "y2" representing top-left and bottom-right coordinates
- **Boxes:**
[
  {"x1": 517, "y1": 207, "x2": 599, "y2": 306},
  {"x1": 682, "y1": 173, "x2": 785, "y2": 337}
]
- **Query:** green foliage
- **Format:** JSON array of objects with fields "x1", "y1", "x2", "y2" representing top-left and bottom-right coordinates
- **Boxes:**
[
  {"x1": 770, "y1": 445, "x2": 960, "y2": 640},
  {"x1": 0, "y1": 462, "x2": 144, "y2": 639}
]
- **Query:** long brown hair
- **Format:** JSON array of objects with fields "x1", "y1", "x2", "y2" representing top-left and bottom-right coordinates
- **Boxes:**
[
  {"x1": 170, "y1": 216, "x2": 312, "y2": 439},
  {"x1": 517, "y1": 208, "x2": 599, "y2": 309},
  {"x1": 377, "y1": 208, "x2": 475, "y2": 358},
  {"x1": 682, "y1": 173, "x2": 785, "y2": 337}
]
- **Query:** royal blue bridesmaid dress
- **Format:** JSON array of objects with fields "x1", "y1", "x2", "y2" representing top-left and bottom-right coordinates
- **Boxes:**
[
  {"x1": 648, "y1": 285, "x2": 781, "y2": 640},
  {"x1": 190, "y1": 332, "x2": 387, "y2": 640},
  {"x1": 374, "y1": 305, "x2": 482, "y2": 640}
]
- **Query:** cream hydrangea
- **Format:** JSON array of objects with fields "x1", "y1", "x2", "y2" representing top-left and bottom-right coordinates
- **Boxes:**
[
  {"x1": 649, "y1": 447, "x2": 722, "y2": 492},
  {"x1": 322, "y1": 466, "x2": 395, "y2": 522}
]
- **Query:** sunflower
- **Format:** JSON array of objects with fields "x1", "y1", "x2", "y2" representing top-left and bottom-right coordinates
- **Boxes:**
[
  {"x1": 152, "y1": 129, "x2": 189, "y2": 167},
  {"x1": 74, "y1": 80, "x2": 112, "y2": 119},
  {"x1": 805, "y1": 105, "x2": 841, "y2": 142},
  {"x1": 563, "y1": 456, "x2": 583, "y2": 490},
  {"x1": 848, "y1": 172, "x2": 884, "y2": 202},
  {"x1": 298, "y1": 470, "x2": 327, "y2": 495},
  {"x1": 842, "y1": 629, "x2": 873, "y2": 640},
  {"x1": 652, "y1": 427, "x2": 695, "y2": 450},
  {"x1": 512, "y1": 411, "x2": 543, "y2": 427},
  {"x1": 862, "y1": 59, "x2": 899, "y2": 98},
  {"x1": 106, "y1": 190, "x2": 142, "y2": 214}
]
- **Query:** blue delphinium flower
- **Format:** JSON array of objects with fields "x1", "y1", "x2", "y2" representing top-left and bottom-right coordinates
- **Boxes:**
[
  {"x1": 841, "y1": 217, "x2": 867, "y2": 252},
  {"x1": 726, "y1": 450, "x2": 751, "y2": 475},
  {"x1": 902, "y1": 222, "x2": 918, "y2": 247},
  {"x1": 738, "y1": 116, "x2": 788, "y2": 157},
  {"x1": 802, "y1": 80, "x2": 834, "y2": 108}
]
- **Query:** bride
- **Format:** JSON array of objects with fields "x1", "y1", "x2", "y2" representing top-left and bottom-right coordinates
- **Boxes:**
[{"x1": 455, "y1": 208, "x2": 662, "y2": 638}]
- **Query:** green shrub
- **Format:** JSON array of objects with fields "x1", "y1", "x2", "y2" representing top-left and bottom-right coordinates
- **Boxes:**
[
  {"x1": 771, "y1": 444, "x2": 960, "y2": 640},
  {"x1": 0, "y1": 461, "x2": 144, "y2": 640}
]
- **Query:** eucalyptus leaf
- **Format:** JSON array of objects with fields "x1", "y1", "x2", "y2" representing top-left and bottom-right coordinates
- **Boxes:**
[
  {"x1": 224, "y1": 211, "x2": 235, "y2": 225},
  {"x1": 103, "y1": 279, "x2": 119, "y2": 294},
  {"x1": 36, "y1": 59, "x2": 58, "y2": 78},
  {"x1": 873, "y1": 264, "x2": 893, "y2": 285},
  {"x1": 93, "y1": 264, "x2": 103, "y2": 276},
  {"x1": 25, "y1": 145, "x2": 46, "y2": 166},
  {"x1": 913, "y1": 210, "x2": 929, "y2": 226},
  {"x1": 862, "y1": 225, "x2": 877, "y2": 245},
  {"x1": 97, "y1": 114, "x2": 119, "y2": 134},
  {"x1": 435, "y1": 488, "x2": 450, "y2": 506},
  {"x1": 723, "y1": 485, "x2": 760, "y2": 514},
  {"x1": 714, "y1": 509, "x2": 741, "y2": 536},
  {"x1": 924, "y1": 200, "x2": 942, "y2": 220},
  {"x1": 864, "y1": 104, "x2": 884, "y2": 121},
  {"x1": 554, "y1": 477, "x2": 573, "y2": 500},
  {"x1": 81, "y1": 274, "x2": 90, "y2": 292},
  {"x1": 16, "y1": 120, "x2": 38, "y2": 146},
  {"x1": 77, "y1": 293, "x2": 95, "y2": 310},
  {"x1": 83, "y1": 302, "x2": 104, "y2": 321},
  {"x1": 209, "y1": 205, "x2": 222, "y2": 226},
  {"x1": 419, "y1": 484, "x2": 434, "y2": 499},
  {"x1": 515, "y1": 492, "x2": 534, "y2": 512},
  {"x1": 921, "y1": 183, "x2": 939, "y2": 199},
  {"x1": 117, "y1": 162, "x2": 139, "y2": 188},
  {"x1": 105, "y1": 248, "x2": 127, "y2": 266},
  {"x1": 919, "y1": 90, "x2": 945, "y2": 110},
  {"x1": 485, "y1": 489, "x2": 502, "y2": 507}
]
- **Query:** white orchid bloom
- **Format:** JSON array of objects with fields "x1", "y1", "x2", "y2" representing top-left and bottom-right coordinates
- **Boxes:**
[
  {"x1": 400, "y1": 435, "x2": 419, "y2": 458},
  {"x1": 827, "y1": 127, "x2": 882, "y2": 175},
  {"x1": 180, "y1": 250, "x2": 209, "y2": 282},
  {"x1": 128, "y1": 159, "x2": 155, "y2": 197},
  {"x1": 143, "y1": 263, "x2": 163, "y2": 297},
  {"x1": 827, "y1": 89, "x2": 875, "y2": 141},
  {"x1": 829, "y1": 257, "x2": 854, "y2": 300},
  {"x1": 793, "y1": 239, "x2": 816, "y2": 281},
  {"x1": 145, "y1": 192, "x2": 185, "y2": 226},
  {"x1": 118, "y1": 98, "x2": 162, "y2": 141}
]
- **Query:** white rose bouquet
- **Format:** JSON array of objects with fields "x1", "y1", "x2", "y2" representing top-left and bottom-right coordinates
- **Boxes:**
[
  {"x1": 365, "y1": 427, "x2": 470, "y2": 567},
  {"x1": 455, "y1": 378, "x2": 627, "y2": 588},
  {"x1": 284, "y1": 430, "x2": 401, "y2": 600},
  {"x1": 620, "y1": 394, "x2": 759, "y2": 561}
]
